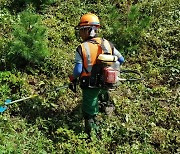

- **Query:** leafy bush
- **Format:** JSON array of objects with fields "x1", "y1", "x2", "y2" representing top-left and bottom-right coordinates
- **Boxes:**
[
  {"x1": 100, "y1": 3, "x2": 150, "y2": 55},
  {"x1": 0, "y1": 71, "x2": 26, "y2": 106},
  {"x1": 141, "y1": 0, "x2": 179, "y2": 57},
  {"x1": 0, "y1": 8, "x2": 15, "y2": 70},
  {"x1": 0, "y1": 0, "x2": 57, "y2": 13},
  {"x1": 7, "y1": 10, "x2": 49, "y2": 68},
  {"x1": 0, "y1": 115, "x2": 55, "y2": 153}
]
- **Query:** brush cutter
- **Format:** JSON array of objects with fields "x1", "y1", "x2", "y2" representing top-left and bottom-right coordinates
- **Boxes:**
[
  {"x1": 0, "y1": 69, "x2": 141, "y2": 113},
  {"x1": 0, "y1": 95, "x2": 38, "y2": 113},
  {"x1": 46, "y1": 81, "x2": 77, "y2": 93},
  {"x1": 0, "y1": 82, "x2": 77, "y2": 113},
  {"x1": 105, "y1": 69, "x2": 143, "y2": 89}
]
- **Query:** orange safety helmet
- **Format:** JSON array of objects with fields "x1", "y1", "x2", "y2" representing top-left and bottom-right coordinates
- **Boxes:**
[{"x1": 77, "y1": 13, "x2": 100, "y2": 28}]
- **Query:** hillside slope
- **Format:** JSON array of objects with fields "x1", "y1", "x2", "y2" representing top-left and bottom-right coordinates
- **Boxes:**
[{"x1": 0, "y1": 0, "x2": 179, "y2": 153}]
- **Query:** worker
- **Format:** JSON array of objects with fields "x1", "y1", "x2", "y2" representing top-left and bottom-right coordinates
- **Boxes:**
[{"x1": 69, "y1": 13, "x2": 124, "y2": 138}]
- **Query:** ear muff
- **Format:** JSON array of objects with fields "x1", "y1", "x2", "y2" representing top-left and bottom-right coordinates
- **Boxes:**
[
  {"x1": 88, "y1": 27, "x2": 93, "y2": 33},
  {"x1": 89, "y1": 26, "x2": 97, "y2": 37}
]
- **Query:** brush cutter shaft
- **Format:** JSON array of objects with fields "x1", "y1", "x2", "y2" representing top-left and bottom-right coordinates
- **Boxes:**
[
  {"x1": 118, "y1": 78, "x2": 127, "y2": 81},
  {"x1": 5, "y1": 95, "x2": 37, "y2": 105},
  {"x1": 0, "y1": 95, "x2": 37, "y2": 113}
]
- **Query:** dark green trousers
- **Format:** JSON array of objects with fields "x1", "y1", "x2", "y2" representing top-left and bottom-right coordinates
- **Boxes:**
[
  {"x1": 82, "y1": 88, "x2": 108, "y2": 136},
  {"x1": 82, "y1": 88, "x2": 108, "y2": 115}
]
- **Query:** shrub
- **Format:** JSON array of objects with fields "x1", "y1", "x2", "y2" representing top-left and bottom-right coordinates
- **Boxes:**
[
  {"x1": 0, "y1": 8, "x2": 15, "y2": 70},
  {"x1": 7, "y1": 9, "x2": 49, "y2": 68},
  {"x1": 0, "y1": 71, "x2": 26, "y2": 106},
  {"x1": 1, "y1": 0, "x2": 57, "y2": 13},
  {"x1": 100, "y1": 3, "x2": 150, "y2": 55}
]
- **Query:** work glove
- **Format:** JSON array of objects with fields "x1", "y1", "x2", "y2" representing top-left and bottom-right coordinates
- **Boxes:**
[
  {"x1": 68, "y1": 75, "x2": 77, "y2": 93},
  {"x1": 69, "y1": 75, "x2": 75, "y2": 82}
]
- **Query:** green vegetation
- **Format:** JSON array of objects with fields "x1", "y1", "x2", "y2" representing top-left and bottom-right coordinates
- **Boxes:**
[
  {"x1": 0, "y1": 0, "x2": 179, "y2": 153},
  {"x1": 8, "y1": 10, "x2": 49, "y2": 68}
]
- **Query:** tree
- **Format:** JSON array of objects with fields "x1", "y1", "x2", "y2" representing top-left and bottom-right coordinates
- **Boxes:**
[{"x1": 7, "y1": 10, "x2": 49, "y2": 68}]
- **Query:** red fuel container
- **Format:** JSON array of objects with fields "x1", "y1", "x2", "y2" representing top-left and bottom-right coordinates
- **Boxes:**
[{"x1": 103, "y1": 67, "x2": 118, "y2": 84}]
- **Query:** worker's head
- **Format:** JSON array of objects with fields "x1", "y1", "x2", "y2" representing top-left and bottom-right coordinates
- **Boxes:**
[{"x1": 75, "y1": 13, "x2": 100, "y2": 41}]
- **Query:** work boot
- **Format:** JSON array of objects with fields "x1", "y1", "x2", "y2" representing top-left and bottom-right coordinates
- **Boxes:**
[
  {"x1": 99, "y1": 101, "x2": 107, "y2": 113},
  {"x1": 83, "y1": 112, "x2": 99, "y2": 139},
  {"x1": 84, "y1": 118, "x2": 93, "y2": 139},
  {"x1": 99, "y1": 101, "x2": 115, "y2": 116},
  {"x1": 104, "y1": 103, "x2": 115, "y2": 116}
]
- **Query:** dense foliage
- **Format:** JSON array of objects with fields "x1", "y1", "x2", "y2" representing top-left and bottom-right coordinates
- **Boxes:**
[
  {"x1": 0, "y1": 0, "x2": 179, "y2": 153},
  {"x1": 7, "y1": 10, "x2": 49, "y2": 68}
]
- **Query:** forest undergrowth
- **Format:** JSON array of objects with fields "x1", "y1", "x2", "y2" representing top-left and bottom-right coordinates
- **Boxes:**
[{"x1": 0, "y1": 0, "x2": 179, "y2": 153}]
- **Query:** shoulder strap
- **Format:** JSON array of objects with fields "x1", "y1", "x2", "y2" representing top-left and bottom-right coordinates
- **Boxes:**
[
  {"x1": 78, "y1": 45, "x2": 89, "y2": 74},
  {"x1": 89, "y1": 38, "x2": 112, "y2": 54},
  {"x1": 100, "y1": 38, "x2": 109, "y2": 54}
]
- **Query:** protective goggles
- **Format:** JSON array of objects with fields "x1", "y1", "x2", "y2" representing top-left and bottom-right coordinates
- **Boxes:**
[{"x1": 75, "y1": 25, "x2": 92, "y2": 31}]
